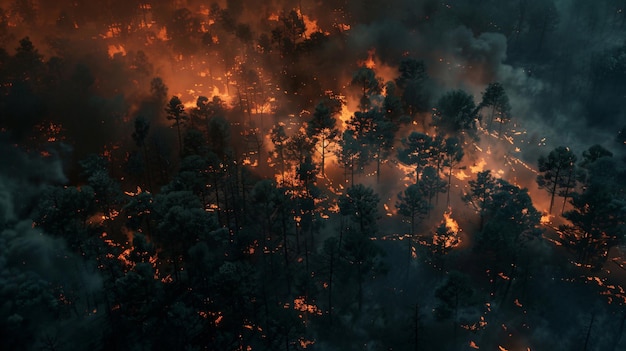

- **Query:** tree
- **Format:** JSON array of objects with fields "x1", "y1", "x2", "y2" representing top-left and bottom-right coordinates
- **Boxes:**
[
  {"x1": 431, "y1": 90, "x2": 478, "y2": 139},
  {"x1": 396, "y1": 184, "x2": 430, "y2": 236},
  {"x1": 398, "y1": 132, "x2": 433, "y2": 184},
  {"x1": 351, "y1": 67, "x2": 382, "y2": 111},
  {"x1": 419, "y1": 166, "x2": 447, "y2": 210},
  {"x1": 153, "y1": 190, "x2": 215, "y2": 281},
  {"x1": 79, "y1": 154, "x2": 121, "y2": 219},
  {"x1": 339, "y1": 184, "x2": 380, "y2": 235},
  {"x1": 434, "y1": 271, "x2": 473, "y2": 347},
  {"x1": 463, "y1": 170, "x2": 497, "y2": 230},
  {"x1": 581, "y1": 144, "x2": 613, "y2": 168},
  {"x1": 270, "y1": 124, "x2": 289, "y2": 185},
  {"x1": 306, "y1": 102, "x2": 339, "y2": 176},
  {"x1": 431, "y1": 222, "x2": 457, "y2": 269},
  {"x1": 443, "y1": 137, "x2": 464, "y2": 207},
  {"x1": 165, "y1": 96, "x2": 187, "y2": 154},
  {"x1": 395, "y1": 58, "x2": 430, "y2": 124},
  {"x1": 560, "y1": 157, "x2": 626, "y2": 268},
  {"x1": 337, "y1": 129, "x2": 361, "y2": 185},
  {"x1": 132, "y1": 116, "x2": 152, "y2": 190},
  {"x1": 339, "y1": 185, "x2": 384, "y2": 311},
  {"x1": 478, "y1": 82, "x2": 511, "y2": 132},
  {"x1": 536, "y1": 146, "x2": 577, "y2": 214},
  {"x1": 476, "y1": 178, "x2": 541, "y2": 300},
  {"x1": 396, "y1": 184, "x2": 430, "y2": 262},
  {"x1": 368, "y1": 110, "x2": 397, "y2": 183},
  {"x1": 206, "y1": 115, "x2": 231, "y2": 160},
  {"x1": 382, "y1": 81, "x2": 404, "y2": 123}
]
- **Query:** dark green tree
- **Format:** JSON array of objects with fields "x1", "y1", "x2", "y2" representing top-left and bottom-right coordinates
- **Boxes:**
[
  {"x1": 560, "y1": 158, "x2": 626, "y2": 268},
  {"x1": 419, "y1": 166, "x2": 447, "y2": 210},
  {"x1": 443, "y1": 136, "x2": 464, "y2": 207},
  {"x1": 132, "y1": 115, "x2": 152, "y2": 190},
  {"x1": 339, "y1": 185, "x2": 384, "y2": 312},
  {"x1": 165, "y1": 96, "x2": 187, "y2": 154},
  {"x1": 396, "y1": 184, "x2": 430, "y2": 262},
  {"x1": 337, "y1": 129, "x2": 361, "y2": 186},
  {"x1": 431, "y1": 222, "x2": 457, "y2": 269},
  {"x1": 463, "y1": 170, "x2": 497, "y2": 230},
  {"x1": 478, "y1": 82, "x2": 511, "y2": 132},
  {"x1": 351, "y1": 67, "x2": 382, "y2": 111},
  {"x1": 434, "y1": 271, "x2": 474, "y2": 347},
  {"x1": 306, "y1": 102, "x2": 339, "y2": 176},
  {"x1": 395, "y1": 58, "x2": 430, "y2": 125},
  {"x1": 398, "y1": 132, "x2": 433, "y2": 184},
  {"x1": 431, "y1": 90, "x2": 478, "y2": 139},
  {"x1": 536, "y1": 146, "x2": 577, "y2": 214},
  {"x1": 396, "y1": 184, "x2": 430, "y2": 236},
  {"x1": 270, "y1": 123, "x2": 289, "y2": 185}
]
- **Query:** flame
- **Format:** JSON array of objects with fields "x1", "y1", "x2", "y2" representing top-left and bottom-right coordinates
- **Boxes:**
[
  {"x1": 454, "y1": 169, "x2": 471, "y2": 180},
  {"x1": 108, "y1": 44, "x2": 126, "y2": 58},
  {"x1": 359, "y1": 48, "x2": 377, "y2": 69},
  {"x1": 443, "y1": 211, "x2": 459, "y2": 234},
  {"x1": 293, "y1": 297, "x2": 323, "y2": 315},
  {"x1": 470, "y1": 158, "x2": 487, "y2": 173},
  {"x1": 540, "y1": 212, "x2": 551, "y2": 224}
]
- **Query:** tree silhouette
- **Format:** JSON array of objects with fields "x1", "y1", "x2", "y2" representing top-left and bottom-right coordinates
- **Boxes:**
[
  {"x1": 339, "y1": 184, "x2": 383, "y2": 311},
  {"x1": 536, "y1": 146, "x2": 577, "y2": 214},
  {"x1": 398, "y1": 132, "x2": 432, "y2": 184},
  {"x1": 306, "y1": 102, "x2": 339, "y2": 176},
  {"x1": 395, "y1": 58, "x2": 430, "y2": 124},
  {"x1": 351, "y1": 67, "x2": 382, "y2": 111},
  {"x1": 432, "y1": 90, "x2": 478, "y2": 139},
  {"x1": 165, "y1": 96, "x2": 187, "y2": 154},
  {"x1": 443, "y1": 136, "x2": 464, "y2": 207},
  {"x1": 463, "y1": 170, "x2": 497, "y2": 230},
  {"x1": 434, "y1": 271, "x2": 473, "y2": 347},
  {"x1": 478, "y1": 82, "x2": 511, "y2": 132}
]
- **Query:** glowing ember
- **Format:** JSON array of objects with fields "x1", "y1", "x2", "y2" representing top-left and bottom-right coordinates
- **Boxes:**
[
  {"x1": 107, "y1": 44, "x2": 126, "y2": 58},
  {"x1": 443, "y1": 211, "x2": 459, "y2": 234},
  {"x1": 455, "y1": 169, "x2": 471, "y2": 180},
  {"x1": 540, "y1": 212, "x2": 551, "y2": 224},
  {"x1": 470, "y1": 158, "x2": 487, "y2": 173}
]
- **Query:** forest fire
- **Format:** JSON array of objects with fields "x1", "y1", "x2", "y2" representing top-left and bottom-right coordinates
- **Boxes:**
[{"x1": 2, "y1": 1, "x2": 626, "y2": 351}]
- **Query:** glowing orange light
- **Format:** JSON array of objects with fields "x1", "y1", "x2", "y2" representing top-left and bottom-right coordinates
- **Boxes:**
[{"x1": 107, "y1": 44, "x2": 126, "y2": 58}]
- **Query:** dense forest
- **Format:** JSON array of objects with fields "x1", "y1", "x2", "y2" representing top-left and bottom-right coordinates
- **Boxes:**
[{"x1": 1, "y1": 0, "x2": 626, "y2": 350}]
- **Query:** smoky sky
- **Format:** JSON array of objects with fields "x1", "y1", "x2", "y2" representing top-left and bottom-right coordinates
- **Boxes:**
[{"x1": 0, "y1": 0, "x2": 623, "y2": 160}]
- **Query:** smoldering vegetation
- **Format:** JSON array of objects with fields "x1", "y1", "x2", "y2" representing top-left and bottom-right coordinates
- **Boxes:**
[{"x1": 0, "y1": 0, "x2": 625, "y2": 350}]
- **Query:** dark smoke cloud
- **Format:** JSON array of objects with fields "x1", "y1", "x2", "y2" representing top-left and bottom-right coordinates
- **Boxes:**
[{"x1": 0, "y1": 138, "x2": 104, "y2": 350}]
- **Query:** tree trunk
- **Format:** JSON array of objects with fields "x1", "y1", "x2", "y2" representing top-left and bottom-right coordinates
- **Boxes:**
[
  {"x1": 583, "y1": 313, "x2": 595, "y2": 351},
  {"x1": 328, "y1": 247, "x2": 334, "y2": 325}
]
